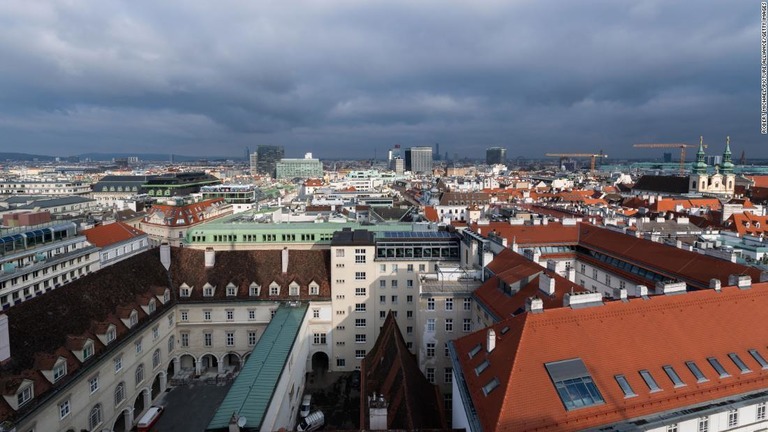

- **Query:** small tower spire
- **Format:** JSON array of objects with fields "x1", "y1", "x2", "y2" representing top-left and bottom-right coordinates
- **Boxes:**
[
  {"x1": 692, "y1": 135, "x2": 708, "y2": 174},
  {"x1": 721, "y1": 136, "x2": 734, "y2": 174}
]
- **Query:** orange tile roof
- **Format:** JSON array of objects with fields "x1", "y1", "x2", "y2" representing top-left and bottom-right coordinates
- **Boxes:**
[
  {"x1": 748, "y1": 175, "x2": 768, "y2": 188},
  {"x1": 727, "y1": 212, "x2": 768, "y2": 237},
  {"x1": 453, "y1": 285, "x2": 768, "y2": 431},
  {"x1": 145, "y1": 198, "x2": 226, "y2": 227},
  {"x1": 82, "y1": 222, "x2": 145, "y2": 248},
  {"x1": 578, "y1": 224, "x2": 762, "y2": 289},
  {"x1": 423, "y1": 206, "x2": 439, "y2": 222},
  {"x1": 468, "y1": 221, "x2": 579, "y2": 246}
]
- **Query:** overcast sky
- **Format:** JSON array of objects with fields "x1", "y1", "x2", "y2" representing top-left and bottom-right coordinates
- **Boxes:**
[{"x1": 0, "y1": 1, "x2": 761, "y2": 160}]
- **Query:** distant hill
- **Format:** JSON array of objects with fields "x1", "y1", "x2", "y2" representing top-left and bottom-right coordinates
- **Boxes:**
[
  {"x1": 76, "y1": 153, "x2": 242, "y2": 162},
  {"x1": 0, "y1": 152, "x2": 55, "y2": 161}
]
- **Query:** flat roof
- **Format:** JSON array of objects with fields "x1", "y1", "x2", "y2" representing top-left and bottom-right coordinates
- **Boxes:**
[{"x1": 206, "y1": 304, "x2": 308, "y2": 431}]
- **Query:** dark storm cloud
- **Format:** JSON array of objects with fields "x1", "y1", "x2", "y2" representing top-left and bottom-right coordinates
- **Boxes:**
[{"x1": 0, "y1": 0, "x2": 760, "y2": 158}]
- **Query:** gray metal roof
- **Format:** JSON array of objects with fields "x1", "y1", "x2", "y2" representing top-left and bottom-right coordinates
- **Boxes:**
[{"x1": 206, "y1": 303, "x2": 308, "y2": 431}]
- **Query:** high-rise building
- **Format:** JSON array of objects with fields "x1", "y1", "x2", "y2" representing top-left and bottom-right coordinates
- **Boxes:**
[
  {"x1": 276, "y1": 153, "x2": 323, "y2": 180},
  {"x1": 249, "y1": 152, "x2": 258, "y2": 175},
  {"x1": 256, "y1": 145, "x2": 285, "y2": 178},
  {"x1": 486, "y1": 147, "x2": 507, "y2": 165},
  {"x1": 663, "y1": 152, "x2": 673, "y2": 163},
  {"x1": 408, "y1": 146, "x2": 433, "y2": 173}
]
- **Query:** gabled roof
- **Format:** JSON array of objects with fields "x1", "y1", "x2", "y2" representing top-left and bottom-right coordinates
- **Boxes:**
[
  {"x1": 453, "y1": 285, "x2": 768, "y2": 431},
  {"x1": 727, "y1": 212, "x2": 768, "y2": 237},
  {"x1": 82, "y1": 222, "x2": 146, "y2": 248},
  {"x1": 467, "y1": 221, "x2": 579, "y2": 247},
  {"x1": 360, "y1": 312, "x2": 447, "y2": 430},
  {"x1": 633, "y1": 175, "x2": 690, "y2": 194}
]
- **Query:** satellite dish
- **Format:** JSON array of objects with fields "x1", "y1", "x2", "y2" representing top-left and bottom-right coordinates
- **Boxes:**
[{"x1": 237, "y1": 416, "x2": 247, "y2": 427}]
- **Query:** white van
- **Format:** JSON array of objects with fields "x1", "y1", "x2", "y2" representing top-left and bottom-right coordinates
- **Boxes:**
[
  {"x1": 299, "y1": 394, "x2": 312, "y2": 417},
  {"x1": 296, "y1": 410, "x2": 324, "y2": 432}
]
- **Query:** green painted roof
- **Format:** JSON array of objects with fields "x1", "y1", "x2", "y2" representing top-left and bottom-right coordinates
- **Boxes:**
[{"x1": 206, "y1": 304, "x2": 308, "y2": 431}]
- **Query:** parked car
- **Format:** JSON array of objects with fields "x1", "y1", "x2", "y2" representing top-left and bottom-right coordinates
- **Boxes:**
[
  {"x1": 297, "y1": 410, "x2": 324, "y2": 432},
  {"x1": 300, "y1": 394, "x2": 312, "y2": 418}
]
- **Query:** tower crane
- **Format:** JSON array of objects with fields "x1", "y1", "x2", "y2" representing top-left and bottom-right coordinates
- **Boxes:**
[
  {"x1": 633, "y1": 137, "x2": 707, "y2": 175},
  {"x1": 544, "y1": 152, "x2": 608, "y2": 174}
]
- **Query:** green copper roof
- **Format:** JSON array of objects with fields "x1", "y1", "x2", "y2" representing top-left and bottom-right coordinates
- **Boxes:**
[{"x1": 206, "y1": 304, "x2": 308, "y2": 431}]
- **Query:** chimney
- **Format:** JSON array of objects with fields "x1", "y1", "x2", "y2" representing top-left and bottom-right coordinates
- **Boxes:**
[
  {"x1": 204, "y1": 247, "x2": 215, "y2": 268},
  {"x1": 160, "y1": 242, "x2": 171, "y2": 271},
  {"x1": 369, "y1": 393, "x2": 388, "y2": 431},
  {"x1": 728, "y1": 274, "x2": 752, "y2": 289},
  {"x1": 486, "y1": 329, "x2": 496, "y2": 353},
  {"x1": 612, "y1": 287, "x2": 628, "y2": 301},
  {"x1": 525, "y1": 296, "x2": 544, "y2": 313},
  {"x1": 761, "y1": 271, "x2": 768, "y2": 283},
  {"x1": 0, "y1": 314, "x2": 9, "y2": 364},
  {"x1": 710, "y1": 278, "x2": 722, "y2": 291},
  {"x1": 546, "y1": 260, "x2": 557, "y2": 272},
  {"x1": 566, "y1": 267, "x2": 576, "y2": 282},
  {"x1": 634, "y1": 284, "x2": 648, "y2": 297},
  {"x1": 281, "y1": 247, "x2": 289, "y2": 274},
  {"x1": 539, "y1": 273, "x2": 556, "y2": 296}
]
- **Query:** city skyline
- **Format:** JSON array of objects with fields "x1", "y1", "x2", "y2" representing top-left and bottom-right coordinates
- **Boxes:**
[{"x1": 0, "y1": 1, "x2": 760, "y2": 159}]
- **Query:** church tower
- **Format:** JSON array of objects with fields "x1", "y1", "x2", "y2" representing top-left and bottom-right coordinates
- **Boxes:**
[
  {"x1": 721, "y1": 136, "x2": 736, "y2": 195},
  {"x1": 689, "y1": 136, "x2": 708, "y2": 193}
]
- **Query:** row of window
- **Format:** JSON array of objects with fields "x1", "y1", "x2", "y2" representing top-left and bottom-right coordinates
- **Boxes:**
[
  {"x1": 666, "y1": 404, "x2": 764, "y2": 432},
  {"x1": 423, "y1": 367, "x2": 453, "y2": 384},
  {"x1": 178, "y1": 330, "x2": 259, "y2": 348},
  {"x1": 426, "y1": 297, "x2": 472, "y2": 311},
  {"x1": 179, "y1": 281, "x2": 320, "y2": 298}
]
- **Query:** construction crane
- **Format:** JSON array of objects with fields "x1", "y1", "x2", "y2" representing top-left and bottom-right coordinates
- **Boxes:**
[
  {"x1": 545, "y1": 153, "x2": 608, "y2": 174},
  {"x1": 633, "y1": 138, "x2": 706, "y2": 175}
]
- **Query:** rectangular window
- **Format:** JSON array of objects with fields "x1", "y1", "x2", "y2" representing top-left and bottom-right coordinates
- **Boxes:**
[
  {"x1": 355, "y1": 334, "x2": 366, "y2": 343},
  {"x1": 639, "y1": 369, "x2": 661, "y2": 392},
  {"x1": 427, "y1": 342, "x2": 435, "y2": 357},
  {"x1": 728, "y1": 409, "x2": 738, "y2": 427},
  {"x1": 427, "y1": 298, "x2": 435, "y2": 310},
  {"x1": 355, "y1": 319, "x2": 366, "y2": 327},
  {"x1": 728, "y1": 353, "x2": 751, "y2": 373},
  {"x1": 17, "y1": 386, "x2": 32, "y2": 407},
  {"x1": 697, "y1": 417, "x2": 708, "y2": 432},
  {"x1": 336, "y1": 249, "x2": 345, "y2": 257},
  {"x1": 248, "y1": 331, "x2": 257, "y2": 346},
  {"x1": 407, "y1": 264, "x2": 414, "y2": 272},
  {"x1": 181, "y1": 333, "x2": 189, "y2": 347},
  {"x1": 226, "y1": 310, "x2": 234, "y2": 321},
  {"x1": 445, "y1": 318, "x2": 453, "y2": 332},
  {"x1": 355, "y1": 272, "x2": 366, "y2": 280},
  {"x1": 204, "y1": 332, "x2": 212, "y2": 347},
  {"x1": 406, "y1": 326, "x2": 413, "y2": 335},
  {"x1": 463, "y1": 318, "x2": 472, "y2": 332},
  {"x1": 313, "y1": 333, "x2": 327, "y2": 344},
  {"x1": 707, "y1": 357, "x2": 730, "y2": 378},
  {"x1": 355, "y1": 303, "x2": 366, "y2": 312},
  {"x1": 758, "y1": 402, "x2": 767, "y2": 421},
  {"x1": 355, "y1": 287, "x2": 366, "y2": 296},
  {"x1": 379, "y1": 280, "x2": 386, "y2": 288},
  {"x1": 407, "y1": 295, "x2": 413, "y2": 304},
  {"x1": 355, "y1": 350, "x2": 366, "y2": 359},
  {"x1": 355, "y1": 248, "x2": 366, "y2": 263},
  {"x1": 379, "y1": 295, "x2": 386, "y2": 304},
  {"x1": 407, "y1": 279, "x2": 414, "y2": 288},
  {"x1": 545, "y1": 359, "x2": 605, "y2": 410},
  {"x1": 391, "y1": 280, "x2": 398, "y2": 288},
  {"x1": 445, "y1": 298, "x2": 453, "y2": 310},
  {"x1": 750, "y1": 349, "x2": 768, "y2": 369},
  {"x1": 663, "y1": 365, "x2": 685, "y2": 387},
  {"x1": 427, "y1": 319, "x2": 435, "y2": 332},
  {"x1": 59, "y1": 399, "x2": 70, "y2": 419},
  {"x1": 135, "y1": 340, "x2": 142, "y2": 354},
  {"x1": 666, "y1": 424, "x2": 677, "y2": 432},
  {"x1": 152, "y1": 326, "x2": 159, "y2": 340},
  {"x1": 686, "y1": 361, "x2": 708, "y2": 382},
  {"x1": 464, "y1": 298, "x2": 471, "y2": 310},
  {"x1": 419, "y1": 264, "x2": 425, "y2": 272},
  {"x1": 614, "y1": 374, "x2": 636, "y2": 398},
  {"x1": 337, "y1": 358, "x2": 346, "y2": 367},
  {"x1": 203, "y1": 310, "x2": 211, "y2": 321},
  {"x1": 226, "y1": 332, "x2": 235, "y2": 346},
  {"x1": 406, "y1": 310, "x2": 413, "y2": 319},
  {"x1": 391, "y1": 295, "x2": 398, "y2": 304},
  {"x1": 380, "y1": 264, "x2": 386, "y2": 273},
  {"x1": 89, "y1": 375, "x2": 99, "y2": 394},
  {"x1": 181, "y1": 310, "x2": 188, "y2": 321},
  {"x1": 426, "y1": 367, "x2": 435, "y2": 383}
]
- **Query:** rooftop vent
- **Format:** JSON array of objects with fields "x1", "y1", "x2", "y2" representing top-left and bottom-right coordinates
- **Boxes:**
[
  {"x1": 487, "y1": 329, "x2": 496, "y2": 353},
  {"x1": 728, "y1": 274, "x2": 752, "y2": 289},
  {"x1": 204, "y1": 247, "x2": 215, "y2": 268},
  {"x1": 654, "y1": 281, "x2": 686, "y2": 295},
  {"x1": 281, "y1": 247, "x2": 289, "y2": 274},
  {"x1": 710, "y1": 278, "x2": 722, "y2": 291},
  {"x1": 525, "y1": 296, "x2": 544, "y2": 313},
  {"x1": 539, "y1": 273, "x2": 556, "y2": 296},
  {"x1": 563, "y1": 291, "x2": 603, "y2": 308}
]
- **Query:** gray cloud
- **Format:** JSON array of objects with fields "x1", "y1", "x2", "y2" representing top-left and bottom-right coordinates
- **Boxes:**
[{"x1": 0, "y1": 0, "x2": 761, "y2": 159}]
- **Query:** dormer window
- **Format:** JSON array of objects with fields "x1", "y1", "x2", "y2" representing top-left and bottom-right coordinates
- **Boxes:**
[
  {"x1": 270, "y1": 282, "x2": 280, "y2": 296},
  {"x1": 289, "y1": 282, "x2": 300, "y2": 296},
  {"x1": 162, "y1": 289, "x2": 170, "y2": 303},
  {"x1": 106, "y1": 326, "x2": 116, "y2": 344},
  {"x1": 16, "y1": 383, "x2": 33, "y2": 407},
  {"x1": 249, "y1": 283, "x2": 260, "y2": 296},
  {"x1": 129, "y1": 310, "x2": 138, "y2": 327},
  {"x1": 148, "y1": 299, "x2": 156, "y2": 314},
  {"x1": 180, "y1": 283, "x2": 191, "y2": 298},
  {"x1": 53, "y1": 359, "x2": 67, "y2": 382},
  {"x1": 226, "y1": 283, "x2": 237, "y2": 297},
  {"x1": 203, "y1": 283, "x2": 215, "y2": 297},
  {"x1": 83, "y1": 341, "x2": 94, "y2": 360},
  {"x1": 309, "y1": 281, "x2": 319, "y2": 296}
]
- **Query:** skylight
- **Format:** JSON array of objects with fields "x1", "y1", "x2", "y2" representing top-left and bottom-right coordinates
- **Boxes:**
[
  {"x1": 475, "y1": 359, "x2": 490, "y2": 376},
  {"x1": 639, "y1": 370, "x2": 661, "y2": 392},
  {"x1": 685, "y1": 361, "x2": 708, "y2": 383},
  {"x1": 468, "y1": 344, "x2": 482, "y2": 359},
  {"x1": 482, "y1": 378, "x2": 500, "y2": 396},
  {"x1": 545, "y1": 358, "x2": 605, "y2": 411},
  {"x1": 728, "y1": 353, "x2": 752, "y2": 374},
  {"x1": 614, "y1": 375, "x2": 636, "y2": 398},
  {"x1": 749, "y1": 349, "x2": 768, "y2": 369},
  {"x1": 707, "y1": 357, "x2": 731, "y2": 378},
  {"x1": 662, "y1": 366, "x2": 686, "y2": 388}
]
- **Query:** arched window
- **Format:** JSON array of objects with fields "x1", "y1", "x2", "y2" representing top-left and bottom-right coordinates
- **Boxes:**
[
  {"x1": 89, "y1": 404, "x2": 102, "y2": 430},
  {"x1": 114, "y1": 382, "x2": 125, "y2": 407},
  {"x1": 135, "y1": 364, "x2": 145, "y2": 386},
  {"x1": 148, "y1": 299, "x2": 156, "y2": 314},
  {"x1": 167, "y1": 335, "x2": 175, "y2": 352},
  {"x1": 152, "y1": 349, "x2": 161, "y2": 369}
]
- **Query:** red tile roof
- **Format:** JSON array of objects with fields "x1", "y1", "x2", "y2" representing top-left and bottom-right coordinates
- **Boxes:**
[
  {"x1": 578, "y1": 224, "x2": 762, "y2": 289},
  {"x1": 82, "y1": 222, "x2": 145, "y2": 248},
  {"x1": 727, "y1": 212, "x2": 768, "y2": 237},
  {"x1": 453, "y1": 285, "x2": 768, "y2": 431},
  {"x1": 467, "y1": 221, "x2": 579, "y2": 247},
  {"x1": 424, "y1": 206, "x2": 439, "y2": 222},
  {"x1": 144, "y1": 198, "x2": 227, "y2": 227}
]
